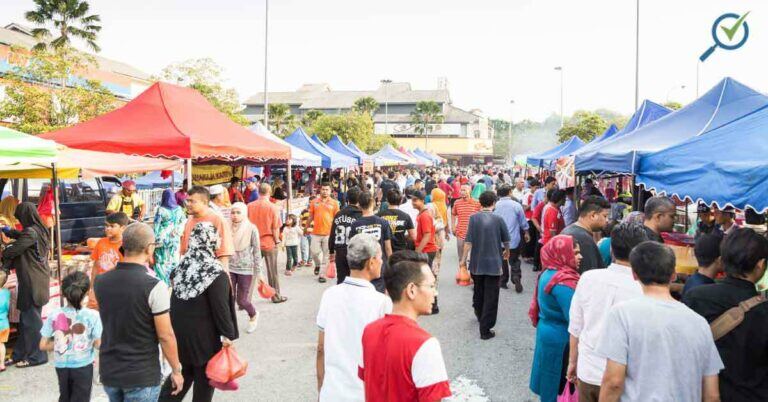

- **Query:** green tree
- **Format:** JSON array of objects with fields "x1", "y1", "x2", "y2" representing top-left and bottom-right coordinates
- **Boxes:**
[
  {"x1": 267, "y1": 103, "x2": 296, "y2": 136},
  {"x1": 352, "y1": 96, "x2": 379, "y2": 117},
  {"x1": 301, "y1": 109, "x2": 324, "y2": 127},
  {"x1": 0, "y1": 46, "x2": 117, "y2": 134},
  {"x1": 309, "y1": 112, "x2": 394, "y2": 153},
  {"x1": 557, "y1": 110, "x2": 607, "y2": 143},
  {"x1": 157, "y1": 58, "x2": 249, "y2": 125},
  {"x1": 410, "y1": 101, "x2": 444, "y2": 136},
  {"x1": 26, "y1": 0, "x2": 102, "y2": 52},
  {"x1": 594, "y1": 108, "x2": 629, "y2": 130},
  {"x1": 664, "y1": 101, "x2": 683, "y2": 111}
]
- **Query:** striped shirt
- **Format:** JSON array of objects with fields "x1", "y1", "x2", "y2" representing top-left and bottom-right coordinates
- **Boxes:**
[{"x1": 452, "y1": 198, "x2": 481, "y2": 240}]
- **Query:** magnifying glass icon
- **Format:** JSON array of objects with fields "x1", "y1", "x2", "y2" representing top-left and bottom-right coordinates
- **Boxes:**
[{"x1": 700, "y1": 13, "x2": 750, "y2": 62}]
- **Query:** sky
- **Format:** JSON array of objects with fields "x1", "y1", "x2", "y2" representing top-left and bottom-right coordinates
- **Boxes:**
[{"x1": 2, "y1": 0, "x2": 766, "y2": 122}]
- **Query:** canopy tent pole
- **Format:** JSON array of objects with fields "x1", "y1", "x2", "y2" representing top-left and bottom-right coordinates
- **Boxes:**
[
  {"x1": 51, "y1": 163, "x2": 63, "y2": 305},
  {"x1": 286, "y1": 162, "x2": 293, "y2": 219},
  {"x1": 186, "y1": 159, "x2": 193, "y2": 187}
]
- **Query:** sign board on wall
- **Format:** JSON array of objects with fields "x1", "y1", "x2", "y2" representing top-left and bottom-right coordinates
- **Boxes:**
[{"x1": 192, "y1": 165, "x2": 245, "y2": 186}]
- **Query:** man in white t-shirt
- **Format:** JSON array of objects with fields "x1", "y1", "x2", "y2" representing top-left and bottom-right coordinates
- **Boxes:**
[
  {"x1": 316, "y1": 234, "x2": 392, "y2": 401},
  {"x1": 567, "y1": 222, "x2": 647, "y2": 401},
  {"x1": 595, "y1": 241, "x2": 723, "y2": 402}
]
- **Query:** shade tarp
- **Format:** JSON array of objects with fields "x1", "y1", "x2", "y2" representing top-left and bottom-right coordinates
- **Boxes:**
[
  {"x1": 0, "y1": 126, "x2": 58, "y2": 166},
  {"x1": 284, "y1": 128, "x2": 353, "y2": 169},
  {"x1": 248, "y1": 123, "x2": 321, "y2": 167},
  {"x1": 637, "y1": 103, "x2": 768, "y2": 213},
  {"x1": 399, "y1": 147, "x2": 433, "y2": 166},
  {"x1": 371, "y1": 144, "x2": 413, "y2": 166},
  {"x1": 413, "y1": 148, "x2": 441, "y2": 164},
  {"x1": 350, "y1": 141, "x2": 398, "y2": 166},
  {"x1": 527, "y1": 136, "x2": 585, "y2": 167},
  {"x1": 576, "y1": 78, "x2": 768, "y2": 174},
  {"x1": 40, "y1": 82, "x2": 290, "y2": 162},
  {"x1": 326, "y1": 135, "x2": 366, "y2": 165},
  {"x1": 134, "y1": 170, "x2": 184, "y2": 189},
  {"x1": 311, "y1": 134, "x2": 358, "y2": 167}
]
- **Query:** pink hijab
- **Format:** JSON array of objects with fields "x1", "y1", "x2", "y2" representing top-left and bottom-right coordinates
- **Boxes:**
[{"x1": 528, "y1": 235, "x2": 580, "y2": 327}]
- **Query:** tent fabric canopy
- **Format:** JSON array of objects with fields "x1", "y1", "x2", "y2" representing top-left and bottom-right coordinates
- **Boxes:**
[
  {"x1": 284, "y1": 128, "x2": 354, "y2": 169},
  {"x1": 310, "y1": 134, "x2": 358, "y2": 167},
  {"x1": 248, "y1": 123, "x2": 321, "y2": 167},
  {"x1": 399, "y1": 147, "x2": 433, "y2": 166},
  {"x1": 0, "y1": 126, "x2": 59, "y2": 166},
  {"x1": 350, "y1": 141, "x2": 398, "y2": 167},
  {"x1": 576, "y1": 78, "x2": 768, "y2": 174},
  {"x1": 326, "y1": 135, "x2": 366, "y2": 165},
  {"x1": 527, "y1": 136, "x2": 585, "y2": 167},
  {"x1": 637, "y1": 103, "x2": 768, "y2": 213},
  {"x1": 371, "y1": 144, "x2": 412, "y2": 165},
  {"x1": 134, "y1": 170, "x2": 184, "y2": 189},
  {"x1": 413, "y1": 148, "x2": 443, "y2": 164},
  {"x1": 40, "y1": 82, "x2": 290, "y2": 162}
]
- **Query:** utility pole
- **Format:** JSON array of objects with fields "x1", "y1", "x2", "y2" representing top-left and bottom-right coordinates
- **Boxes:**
[
  {"x1": 634, "y1": 0, "x2": 640, "y2": 110},
  {"x1": 381, "y1": 79, "x2": 391, "y2": 134},
  {"x1": 508, "y1": 100, "x2": 515, "y2": 165},
  {"x1": 263, "y1": 0, "x2": 270, "y2": 129},
  {"x1": 554, "y1": 66, "x2": 564, "y2": 127}
]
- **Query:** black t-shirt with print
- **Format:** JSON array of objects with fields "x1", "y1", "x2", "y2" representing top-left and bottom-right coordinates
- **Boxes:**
[{"x1": 377, "y1": 208, "x2": 415, "y2": 252}]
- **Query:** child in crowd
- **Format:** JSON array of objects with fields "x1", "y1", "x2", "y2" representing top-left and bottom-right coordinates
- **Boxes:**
[
  {"x1": 0, "y1": 271, "x2": 9, "y2": 372},
  {"x1": 40, "y1": 271, "x2": 103, "y2": 402},
  {"x1": 299, "y1": 208, "x2": 312, "y2": 267},
  {"x1": 282, "y1": 214, "x2": 303, "y2": 275},
  {"x1": 88, "y1": 212, "x2": 129, "y2": 310}
]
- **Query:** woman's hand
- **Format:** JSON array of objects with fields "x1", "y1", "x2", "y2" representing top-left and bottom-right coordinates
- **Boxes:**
[
  {"x1": 565, "y1": 361, "x2": 577, "y2": 383},
  {"x1": 221, "y1": 337, "x2": 234, "y2": 348}
]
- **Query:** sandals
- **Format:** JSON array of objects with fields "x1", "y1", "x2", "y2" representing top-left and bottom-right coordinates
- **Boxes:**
[
  {"x1": 284, "y1": 270, "x2": 293, "y2": 276},
  {"x1": 15, "y1": 360, "x2": 46, "y2": 368},
  {"x1": 271, "y1": 296, "x2": 288, "y2": 304}
]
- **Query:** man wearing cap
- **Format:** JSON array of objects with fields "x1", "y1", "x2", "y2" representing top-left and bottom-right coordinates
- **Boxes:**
[
  {"x1": 244, "y1": 177, "x2": 260, "y2": 203},
  {"x1": 688, "y1": 203, "x2": 721, "y2": 239},
  {"x1": 209, "y1": 184, "x2": 231, "y2": 220},
  {"x1": 715, "y1": 206, "x2": 739, "y2": 236},
  {"x1": 106, "y1": 180, "x2": 145, "y2": 221}
]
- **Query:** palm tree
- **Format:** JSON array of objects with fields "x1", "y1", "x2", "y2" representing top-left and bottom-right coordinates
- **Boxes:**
[
  {"x1": 410, "y1": 101, "x2": 444, "y2": 149},
  {"x1": 301, "y1": 109, "x2": 324, "y2": 127},
  {"x1": 352, "y1": 96, "x2": 379, "y2": 117},
  {"x1": 268, "y1": 103, "x2": 295, "y2": 136},
  {"x1": 26, "y1": 0, "x2": 102, "y2": 52}
]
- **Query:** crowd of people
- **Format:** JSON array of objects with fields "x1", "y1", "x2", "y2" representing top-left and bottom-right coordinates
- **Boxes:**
[{"x1": 0, "y1": 163, "x2": 766, "y2": 402}]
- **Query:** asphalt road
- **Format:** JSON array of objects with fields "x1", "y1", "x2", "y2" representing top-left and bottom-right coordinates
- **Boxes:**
[{"x1": 0, "y1": 237, "x2": 539, "y2": 402}]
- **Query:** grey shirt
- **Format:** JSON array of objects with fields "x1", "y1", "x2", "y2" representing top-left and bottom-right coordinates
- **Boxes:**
[
  {"x1": 561, "y1": 224, "x2": 605, "y2": 273},
  {"x1": 595, "y1": 296, "x2": 723, "y2": 402},
  {"x1": 229, "y1": 227, "x2": 263, "y2": 276},
  {"x1": 465, "y1": 211, "x2": 510, "y2": 276}
]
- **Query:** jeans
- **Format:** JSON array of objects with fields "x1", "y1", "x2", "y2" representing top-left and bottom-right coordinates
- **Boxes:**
[
  {"x1": 229, "y1": 272, "x2": 256, "y2": 318},
  {"x1": 310, "y1": 234, "x2": 330, "y2": 278},
  {"x1": 300, "y1": 235, "x2": 310, "y2": 262},
  {"x1": 103, "y1": 385, "x2": 161, "y2": 402},
  {"x1": 56, "y1": 364, "x2": 93, "y2": 402},
  {"x1": 12, "y1": 306, "x2": 47, "y2": 365},
  {"x1": 159, "y1": 363, "x2": 213, "y2": 402},
  {"x1": 285, "y1": 245, "x2": 298, "y2": 270}
]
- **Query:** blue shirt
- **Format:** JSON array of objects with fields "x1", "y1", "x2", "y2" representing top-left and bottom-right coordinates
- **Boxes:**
[
  {"x1": 493, "y1": 197, "x2": 529, "y2": 248},
  {"x1": 531, "y1": 188, "x2": 547, "y2": 209},
  {"x1": 40, "y1": 306, "x2": 103, "y2": 368},
  {"x1": 0, "y1": 289, "x2": 10, "y2": 330},
  {"x1": 465, "y1": 211, "x2": 511, "y2": 276},
  {"x1": 561, "y1": 198, "x2": 577, "y2": 227},
  {"x1": 682, "y1": 272, "x2": 716, "y2": 296}
]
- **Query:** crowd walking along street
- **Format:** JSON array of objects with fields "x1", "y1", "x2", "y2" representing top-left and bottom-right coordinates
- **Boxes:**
[{"x1": 1, "y1": 1, "x2": 768, "y2": 401}]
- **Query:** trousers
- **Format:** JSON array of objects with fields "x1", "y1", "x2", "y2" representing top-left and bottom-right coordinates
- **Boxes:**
[
  {"x1": 12, "y1": 306, "x2": 47, "y2": 365},
  {"x1": 285, "y1": 245, "x2": 299, "y2": 270},
  {"x1": 159, "y1": 363, "x2": 213, "y2": 402},
  {"x1": 310, "y1": 234, "x2": 330, "y2": 278},
  {"x1": 300, "y1": 235, "x2": 310, "y2": 262},
  {"x1": 56, "y1": 364, "x2": 93, "y2": 402},
  {"x1": 262, "y1": 248, "x2": 281, "y2": 299},
  {"x1": 501, "y1": 248, "x2": 522, "y2": 286},
  {"x1": 229, "y1": 272, "x2": 256, "y2": 318},
  {"x1": 471, "y1": 274, "x2": 500, "y2": 336}
]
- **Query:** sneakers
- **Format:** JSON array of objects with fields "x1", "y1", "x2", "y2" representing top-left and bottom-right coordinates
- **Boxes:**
[
  {"x1": 246, "y1": 312, "x2": 260, "y2": 334},
  {"x1": 481, "y1": 329, "x2": 496, "y2": 340},
  {"x1": 319, "y1": 277, "x2": 327, "y2": 283},
  {"x1": 314, "y1": 267, "x2": 320, "y2": 275},
  {"x1": 514, "y1": 281, "x2": 524, "y2": 293}
]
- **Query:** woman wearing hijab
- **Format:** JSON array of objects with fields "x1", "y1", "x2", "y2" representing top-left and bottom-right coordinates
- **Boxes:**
[
  {"x1": 229, "y1": 202, "x2": 265, "y2": 334},
  {"x1": 161, "y1": 222, "x2": 238, "y2": 402},
  {"x1": 37, "y1": 184, "x2": 55, "y2": 228},
  {"x1": 529, "y1": 234, "x2": 582, "y2": 402},
  {"x1": 427, "y1": 188, "x2": 451, "y2": 314},
  {"x1": 1, "y1": 202, "x2": 51, "y2": 368},
  {"x1": 470, "y1": 181, "x2": 486, "y2": 200},
  {"x1": 0, "y1": 195, "x2": 20, "y2": 230},
  {"x1": 153, "y1": 189, "x2": 187, "y2": 284}
]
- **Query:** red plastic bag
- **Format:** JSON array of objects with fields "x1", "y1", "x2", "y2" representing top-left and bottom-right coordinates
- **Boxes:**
[
  {"x1": 326, "y1": 261, "x2": 337, "y2": 279},
  {"x1": 206, "y1": 347, "x2": 248, "y2": 383},
  {"x1": 257, "y1": 282, "x2": 276, "y2": 299},
  {"x1": 455, "y1": 263, "x2": 471, "y2": 286},
  {"x1": 209, "y1": 379, "x2": 239, "y2": 391},
  {"x1": 557, "y1": 380, "x2": 578, "y2": 402}
]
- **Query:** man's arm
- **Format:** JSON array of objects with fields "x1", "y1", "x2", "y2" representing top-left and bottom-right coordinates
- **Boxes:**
[
  {"x1": 416, "y1": 230, "x2": 431, "y2": 253},
  {"x1": 567, "y1": 335, "x2": 579, "y2": 383},
  {"x1": 384, "y1": 239, "x2": 393, "y2": 259},
  {"x1": 154, "y1": 313, "x2": 184, "y2": 395},
  {"x1": 702, "y1": 375, "x2": 721, "y2": 402},
  {"x1": 316, "y1": 330, "x2": 325, "y2": 393},
  {"x1": 599, "y1": 359, "x2": 627, "y2": 402}
]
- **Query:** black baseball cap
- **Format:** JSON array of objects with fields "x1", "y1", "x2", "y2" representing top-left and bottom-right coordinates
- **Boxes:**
[
  {"x1": 697, "y1": 202, "x2": 711, "y2": 214},
  {"x1": 411, "y1": 190, "x2": 426, "y2": 201}
]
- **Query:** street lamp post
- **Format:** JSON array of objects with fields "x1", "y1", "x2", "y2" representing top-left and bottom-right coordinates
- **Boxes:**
[
  {"x1": 263, "y1": 0, "x2": 270, "y2": 129},
  {"x1": 634, "y1": 0, "x2": 640, "y2": 110},
  {"x1": 666, "y1": 84, "x2": 686, "y2": 103},
  {"x1": 508, "y1": 100, "x2": 515, "y2": 165},
  {"x1": 554, "y1": 66, "x2": 564, "y2": 127},
  {"x1": 381, "y1": 79, "x2": 391, "y2": 135}
]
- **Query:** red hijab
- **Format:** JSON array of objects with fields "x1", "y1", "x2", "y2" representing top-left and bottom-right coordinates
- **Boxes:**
[{"x1": 528, "y1": 234, "x2": 580, "y2": 327}]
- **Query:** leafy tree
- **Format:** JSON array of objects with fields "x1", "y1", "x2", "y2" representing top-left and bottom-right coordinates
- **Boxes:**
[
  {"x1": 157, "y1": 58, "x2": 249, "y2": 125},
  {"x1": 352, "y1": 96, "x2": 379, "y2": 117},
  {"x1": 664, "y1": 101, "x2": 683, "y2": 110},
  {"x1": 594, "y1": 108, "x2": 629, "y2": 130},
  {"x1": 0, "y1": 46, "x2": 117, "y2": 134},
  {"x1": 25, "y1": 0, "x2": 102, "y2": 52},
  {"x1": 410, "y1": 101, "x2": 444, "y2": 136},
  {"x1": 267, "y1": 103, "x2": 296, "y2": 136},
  {"x1": 556, "y1": 110, "x2": 607, "y2": 143},
  {"x1": 309, "y1": 112, "x2": 394, "y2": 153},
  {"x1": 301, "y1": 109, "x2": 324, "y2": 127}
]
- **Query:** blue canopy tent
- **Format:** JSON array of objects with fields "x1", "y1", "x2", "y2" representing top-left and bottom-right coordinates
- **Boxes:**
[
  {"x1": 134, "y1": 170, "x2": 183, "y2": 189},
  {"x1": 284, "y1": 127, "x2": 355, "y2": 169},
  {"x1": 249, "y1": 123, "x2": 322, "y2": 167},
  {"x1": 413, "y1": 148, "x2": 440, "y2": 165},
  {"x1": 578, "y1": 124, "x2": 619, "y2": 153},
  {"x1": 326, "y1": 135, "x2": 366, "y2": 165},
  {"x1": 573, "y1": 100, "x2": 671, "y2": 170},
  {"x1": 311, "y1": 134, "x2": 358, "y2": 167},
  {"x1": 576, "y1": 78, "x2": 768, "y2": 174},
  {"x1": 527, "y1": 136, "x2": 585, "y2": 167},
  {"x1": 371, "y1": 144, "x2": 412, "y2": 165},
  {"x1": 637, "y1": 103, "x2": 768, "y2": 213},
  {"x1": 348, "y1": 141, "x2": 398, "y2": 166}
]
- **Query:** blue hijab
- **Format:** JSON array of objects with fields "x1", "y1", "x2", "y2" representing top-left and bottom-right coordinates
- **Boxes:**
[{"x1": 161, "y1": 188, "x2": 179, "y2": 210}]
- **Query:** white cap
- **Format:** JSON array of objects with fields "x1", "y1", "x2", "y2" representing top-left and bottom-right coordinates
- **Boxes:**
[{"x1": 209, "y1": 184, "x2": 225, "y2": 196}]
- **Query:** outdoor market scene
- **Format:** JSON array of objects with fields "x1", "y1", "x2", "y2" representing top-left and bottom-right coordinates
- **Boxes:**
[{"x1": 0, "y1": 1, "x2": 767, "y2": 401}]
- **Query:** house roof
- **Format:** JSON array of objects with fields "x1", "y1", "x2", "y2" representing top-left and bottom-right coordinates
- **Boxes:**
[{"x1": 0, "y1": 23, "x2": 152, "y2": 82}]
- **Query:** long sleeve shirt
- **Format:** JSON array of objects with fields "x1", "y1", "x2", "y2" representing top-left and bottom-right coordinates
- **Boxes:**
[{"x1": 493, "y1": 197, "x2": 529, "y2": 249}]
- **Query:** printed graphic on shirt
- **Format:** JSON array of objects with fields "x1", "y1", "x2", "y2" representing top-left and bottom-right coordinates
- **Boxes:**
[{"x1": 354, "y1": 224, "x2": 383, "y2": 240}]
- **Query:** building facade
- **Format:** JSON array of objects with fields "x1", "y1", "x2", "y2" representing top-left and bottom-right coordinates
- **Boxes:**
[{"x1": 243, "y1": 81, "x2": 494, "y2": 164}]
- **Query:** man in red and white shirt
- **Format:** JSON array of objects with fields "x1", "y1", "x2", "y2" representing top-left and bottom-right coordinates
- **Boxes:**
[
  {"x1": 451, "y1": 184, "x2": 480, "y2": 265},
  {"x1": 541, "y1": 189, "x2": 566, "y2": 245},
  {"x1": 359, "y1": 260, "x2": 451, "y2": 402}
]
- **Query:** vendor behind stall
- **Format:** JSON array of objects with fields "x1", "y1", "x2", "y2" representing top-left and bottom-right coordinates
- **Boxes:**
[{"x1": 106, "y1": 180, "x2": 145, "y2": 221}]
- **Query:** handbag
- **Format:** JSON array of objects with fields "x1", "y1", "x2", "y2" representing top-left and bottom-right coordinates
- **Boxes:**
[{"x1": 710, "y1": 294, "x2": 766, "y2": 341}]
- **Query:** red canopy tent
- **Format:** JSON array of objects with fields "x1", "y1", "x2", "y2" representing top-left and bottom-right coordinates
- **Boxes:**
[{"x1": 40, "y1": 82, "x2": 290, "y2": 164}]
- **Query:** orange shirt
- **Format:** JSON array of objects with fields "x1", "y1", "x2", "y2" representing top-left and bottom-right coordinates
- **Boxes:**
[
  {"x1": 248, "y1": 198, "x2": 281, "y2": 251},
  {"x1": 309, "y1": 196, "x2": 339, "y2": 236},
  {"x1": 181, "y1": 210, "x2": 234, "y2": 258},
  {"x1": 89, "y1": 237, "x2": 122, "y2": 309}
]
